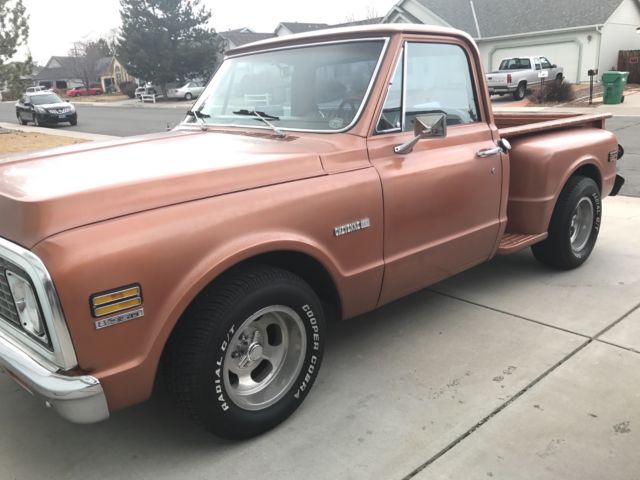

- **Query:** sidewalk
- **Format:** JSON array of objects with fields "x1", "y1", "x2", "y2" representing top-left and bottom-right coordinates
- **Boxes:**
[{"x1": 0, "y1": 195, "x2": 637, "y2": 480}]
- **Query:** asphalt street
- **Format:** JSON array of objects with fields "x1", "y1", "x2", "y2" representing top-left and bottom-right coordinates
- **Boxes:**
[
  {"x1": 0, "y1": 100, "x2": 637, "y2": 196},
  {"x1": 0, "y1": 101, "x2": 189, "y2": 136}
]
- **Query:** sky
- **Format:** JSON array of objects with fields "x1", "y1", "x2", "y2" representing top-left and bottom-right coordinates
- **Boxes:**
[{"x1": 18, "y1": 0, "x2": 396, "y2": 65}]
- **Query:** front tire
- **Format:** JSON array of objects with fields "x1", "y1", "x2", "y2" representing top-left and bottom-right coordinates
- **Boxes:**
[
  {"x1": 532, "y1": 176, "x2": 601, "y2": 269},
  {"x1": 164, "y1": 265, "x2": 326, "y2": 439},
  {"x1": 17, "y1": 114, "x2": 27, "y2": 125}
]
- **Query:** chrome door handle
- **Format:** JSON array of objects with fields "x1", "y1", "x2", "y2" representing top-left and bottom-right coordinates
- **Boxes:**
[{"x1": 476, "y1": 147, "x2": 502, "y2": 158}]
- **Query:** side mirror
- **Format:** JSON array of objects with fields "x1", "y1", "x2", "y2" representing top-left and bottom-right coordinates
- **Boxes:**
[
  {"x1": 551, "y1": 64, "x2": 557, "y2": 68},
  {"x1": 394, "y1": 113, "x2": 447, "y2": 154},
  {"x1": 24, "y1": 101, "x2": 32, "y2": 107}
]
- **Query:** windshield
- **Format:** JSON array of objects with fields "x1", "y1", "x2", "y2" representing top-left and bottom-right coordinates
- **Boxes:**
[
  {"x1": 190, "y1": 40, "x2": 386, "y2": 132},
  {"x1": 30, "y1": 93, "x2": 63, "y2": 105}
]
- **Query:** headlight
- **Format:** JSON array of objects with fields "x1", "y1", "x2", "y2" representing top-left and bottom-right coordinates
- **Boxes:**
[
  {"x1": 34, "y1": 106, "x2": 46, "y2": 114},
  {"x1": 6, "y1": 271, "x2": 48, "y2": 343}
]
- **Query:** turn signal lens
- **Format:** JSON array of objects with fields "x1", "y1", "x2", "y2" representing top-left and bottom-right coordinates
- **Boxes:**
[{"x1": 90, "y1": 285, "x2": 142, "y2": 318}]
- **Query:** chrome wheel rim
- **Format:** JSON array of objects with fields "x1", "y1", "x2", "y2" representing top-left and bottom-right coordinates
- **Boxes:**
[
  {"x1": 223, "y1": 306, "x2": 306, "y2": 411},
  {"x1": 570, "y1": 197, "x2": 594, "y2": 253}
]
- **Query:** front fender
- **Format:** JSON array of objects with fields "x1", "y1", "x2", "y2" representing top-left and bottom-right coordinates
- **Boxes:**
[{"x1": 33, "y1": 169, "x2": 384, "y2": 411}]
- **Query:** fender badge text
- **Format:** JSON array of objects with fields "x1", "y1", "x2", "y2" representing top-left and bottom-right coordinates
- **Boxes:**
[
  {"x1": 334, "y1": 218, "x2": 371, "y2": 237},
  {"x1": 95, "y1": 308, "x2": 144, "y2": 330}
]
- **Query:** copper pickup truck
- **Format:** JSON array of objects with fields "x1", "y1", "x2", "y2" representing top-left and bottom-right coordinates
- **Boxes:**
[{"x1": 0, "y1": 25, "x2": 625, "y2": 439}]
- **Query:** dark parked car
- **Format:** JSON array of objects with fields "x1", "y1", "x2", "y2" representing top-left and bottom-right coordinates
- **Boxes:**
[{"x1": 16, "y1": 91, "x2": 77, "y2": 127}]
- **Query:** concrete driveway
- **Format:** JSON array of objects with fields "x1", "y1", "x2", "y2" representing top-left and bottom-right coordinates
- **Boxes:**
[{"x1": 1, "y1": 196, "x2": 638, "y2": 480}]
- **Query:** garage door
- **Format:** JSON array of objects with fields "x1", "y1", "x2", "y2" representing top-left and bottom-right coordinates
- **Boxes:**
[{"x1": 491, "y1": 41, "x2": 580, "y2": 83}]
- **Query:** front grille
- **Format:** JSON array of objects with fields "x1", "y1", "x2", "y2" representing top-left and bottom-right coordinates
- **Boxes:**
[
  {"x1": 48, "y1": 107, "x2": 71, "y2": 114},
  {"x1": 0, "y1": 258, "x2": 20, "y2": 326}
]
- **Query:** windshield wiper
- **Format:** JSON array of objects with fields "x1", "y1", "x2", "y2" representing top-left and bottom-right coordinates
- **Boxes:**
[
  {"x1": 185, "y1": 109, "x2": 210, "y2": 131},
  {"x1": 233, "y1": 109, "x2": 286, "y2": 138}
]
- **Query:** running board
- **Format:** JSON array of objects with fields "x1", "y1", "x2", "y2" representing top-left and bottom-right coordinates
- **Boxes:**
[{"x1": 497, "y1": 232, "x2": 548, "y2": 255}]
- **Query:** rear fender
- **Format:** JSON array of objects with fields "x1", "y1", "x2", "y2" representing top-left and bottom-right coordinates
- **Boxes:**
[{"x1": 505, "y1": 128, "x2": 617, "y2": 234}]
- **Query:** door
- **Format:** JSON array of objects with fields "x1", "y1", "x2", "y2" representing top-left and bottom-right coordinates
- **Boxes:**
[
  {"x1": 16, "y1": 96, "x2": 30, "y2": 122},
  {"x1": 540, "y1": 57, "x2": 560, "y2": 80},
  {"x1": 368, "y1": 41, "x2": 503, "y2": 305}
]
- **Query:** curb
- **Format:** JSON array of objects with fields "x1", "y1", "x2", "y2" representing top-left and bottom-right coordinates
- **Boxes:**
[{"x1": 0, "y1": 122, "x2": 120, "y2": 141}]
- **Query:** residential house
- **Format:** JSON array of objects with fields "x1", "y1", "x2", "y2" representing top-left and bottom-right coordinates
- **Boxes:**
[
  {"x1": 33, "y1": 56, "x2": 83, "y2": 90},
  {"x1": 35, "y1": 55, "x2": 134, "y2": 92},
  {"x1": 274, "y1": 22, "x2": 331, "y2": 36},
  {"x1": 95, "y1": 56, "x2": 135, "y2": 93},
  {"x1": 384, "y1": 0, "x2": 640, "y2": 82},
  {"x1": 219, "y1": 28, "x2": 276, "y2": 49},
  {"x1": 221, "y1": 18, "x2": 385, "y2": 50}
]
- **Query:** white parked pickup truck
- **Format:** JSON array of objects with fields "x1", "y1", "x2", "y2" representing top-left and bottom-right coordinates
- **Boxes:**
[{"x1": 486, "y1": 56, "x2": 564, "y2": 100}]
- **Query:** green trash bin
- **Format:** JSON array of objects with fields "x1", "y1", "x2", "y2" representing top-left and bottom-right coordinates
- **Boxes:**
[{"x1": 601, "y1": 71, "x2": 629, "y2": 105}]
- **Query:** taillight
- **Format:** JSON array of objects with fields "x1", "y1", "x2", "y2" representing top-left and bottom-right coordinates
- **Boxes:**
[{"x1": 507, "y1": 74, "x2": 512, "y2": 83}]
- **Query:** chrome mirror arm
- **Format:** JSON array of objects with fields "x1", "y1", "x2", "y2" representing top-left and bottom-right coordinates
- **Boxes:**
[{"x1": 394, "y1": 127, "x2": 431, "y2": 154}]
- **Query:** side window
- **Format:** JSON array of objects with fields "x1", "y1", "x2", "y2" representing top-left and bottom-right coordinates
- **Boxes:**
[
  {"x1": 540, "y1": 57, "x2": 551, "y2": 69},
  {"x1": 534, "y1": 59, "x2": 542, "y2": 71},
  {"x1": 403, "y1": 42, "x2": 479, "y2": 130},
  {"x1": 376, "y1": 49, "x2": 403, "y2": 132}
]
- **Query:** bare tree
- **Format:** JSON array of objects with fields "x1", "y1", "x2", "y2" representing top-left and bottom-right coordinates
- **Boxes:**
[
  {"x1": 364, "y1": 6, "x2": 379, "y2": 19},
  {"x1": 344, "y1": 6, "x2": 379, "y2": 23},
  {"x1": 68, "y1": 40, "x2": 108, "y2": 88}
]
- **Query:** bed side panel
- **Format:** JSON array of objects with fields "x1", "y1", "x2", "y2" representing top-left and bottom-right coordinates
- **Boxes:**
[{"x1": 506, "y1": 128, "x2": 618, "y2": 234}]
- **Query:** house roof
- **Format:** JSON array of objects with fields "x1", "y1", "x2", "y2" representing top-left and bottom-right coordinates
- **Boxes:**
[
  {"x1": 34, "y1": 56, "x2": 79, "y2": 80},
  {"x1": 219, "y1": 29, "x2": 276, "y2": 47},
  {"x1": 35, "y1": 55, "x2": 118, "y2": 81},
  {"x1": 413, "y1": 0, "x2": 625, "y2": 38},
  {"x1": 94, "y1": 57, "x2": 113, "y2": 77},
  {"x1": 277, "y1": 22, "x2": 330, "y2": 33}
]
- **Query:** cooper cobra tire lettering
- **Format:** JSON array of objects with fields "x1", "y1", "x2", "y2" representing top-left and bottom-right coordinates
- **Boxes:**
[{"x1": 164, "y1": 266, "x2": 326, "y2": 439}]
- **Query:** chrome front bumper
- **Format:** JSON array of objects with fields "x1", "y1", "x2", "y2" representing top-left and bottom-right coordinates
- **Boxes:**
[{"x1": 0, "y1": 328, "x2": 109, "y2": 424}]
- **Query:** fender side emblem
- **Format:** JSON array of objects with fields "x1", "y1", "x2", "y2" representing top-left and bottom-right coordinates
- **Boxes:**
[
  {"x1": 95, "y1": 308, "x2": 144, "y2": 330},
  {"x1": 334, "y1": 218, "x2": 371, "y2": 237}
]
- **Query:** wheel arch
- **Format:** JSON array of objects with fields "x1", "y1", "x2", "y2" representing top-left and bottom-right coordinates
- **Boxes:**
[
  {"x1": 569, "y1": 162, "x2": 602, "y2": 193},
  {"x1": 155, "y1": 245, "x2": 343, "y2": 377}
]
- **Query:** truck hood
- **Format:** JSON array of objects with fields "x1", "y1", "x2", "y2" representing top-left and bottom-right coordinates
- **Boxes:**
[{"x1": 0, "y1": 128, "x2": 327, "y2": 248}]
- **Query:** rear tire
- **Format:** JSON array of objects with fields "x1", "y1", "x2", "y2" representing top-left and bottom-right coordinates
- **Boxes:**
[
  {"x1": 164, "y1": 265, "x2": 326, "y2": 439},
  {"x1": 184, "y1": 92, "x2": 193, "y2": 101},
  {"x1": 532, "y1": 176, "x2": 601, "y2": 269},
  {"x1": 513, "y1": 82, "x2": 527, "y2": 100}
]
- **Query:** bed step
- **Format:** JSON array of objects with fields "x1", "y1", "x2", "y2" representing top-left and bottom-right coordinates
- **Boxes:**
[{"x1": 497, "y1": 232, "x2": 548, "y2": 255}]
